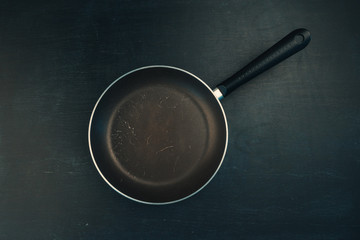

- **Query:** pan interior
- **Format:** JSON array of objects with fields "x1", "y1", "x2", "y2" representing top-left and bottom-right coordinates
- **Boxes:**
[
  {"x1": 109, "y1": 86, "x2": 209, "y2": 184},
  {"x1": 89, "y1": 67, "x2": 227, "y2": 203}
]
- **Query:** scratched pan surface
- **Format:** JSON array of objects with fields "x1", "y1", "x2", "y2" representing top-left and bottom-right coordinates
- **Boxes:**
[
  {"x1": 89, "y1": 66, "x2": 227, "y2": 204},
  {"x1": 88, "y1": 29, "x2": 311, "y2": 204}
]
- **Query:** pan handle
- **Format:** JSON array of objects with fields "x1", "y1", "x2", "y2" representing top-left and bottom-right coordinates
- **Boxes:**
[{"x1": 215, "y1": 28, "x2": 311, "y2": 99}]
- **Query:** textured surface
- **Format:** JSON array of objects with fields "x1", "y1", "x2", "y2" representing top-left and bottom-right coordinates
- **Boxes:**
[{"x1": 1, "y1": 0, "x2": 360, "y2": 239}]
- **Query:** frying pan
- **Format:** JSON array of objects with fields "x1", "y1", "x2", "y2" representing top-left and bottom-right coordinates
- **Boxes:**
[{"x1": 88, "y1": 29, "x2": 311, "y2": 204}]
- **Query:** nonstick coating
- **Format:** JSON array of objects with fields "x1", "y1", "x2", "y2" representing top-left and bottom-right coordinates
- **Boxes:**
[{"x1": 88, "y1": 66, "x2": 228, "y2": 204}]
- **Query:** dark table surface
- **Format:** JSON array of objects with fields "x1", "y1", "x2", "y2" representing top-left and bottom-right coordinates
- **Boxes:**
[{"x1": 1, "y1": 0, "x2": 359, "y2": 239}]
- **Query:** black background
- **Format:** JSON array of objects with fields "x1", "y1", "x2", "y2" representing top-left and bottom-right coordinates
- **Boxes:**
[{"x1": 1, "y1": 0, "x2": 360, "y2": 239}]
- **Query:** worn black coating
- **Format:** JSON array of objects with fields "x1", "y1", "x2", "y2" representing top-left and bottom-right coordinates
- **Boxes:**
[{"x1": 89, "y1": 67, "x2": 227, "y2": 203}]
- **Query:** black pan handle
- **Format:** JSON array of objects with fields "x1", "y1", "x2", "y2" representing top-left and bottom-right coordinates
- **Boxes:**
[{"x1": 216, "y1": 28, "x2": 311, "y2": 98}]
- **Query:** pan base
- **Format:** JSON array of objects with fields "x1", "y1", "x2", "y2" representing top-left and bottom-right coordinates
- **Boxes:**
[{"x1": 108, "y1": 85, "x2": 209, "y2": 186}]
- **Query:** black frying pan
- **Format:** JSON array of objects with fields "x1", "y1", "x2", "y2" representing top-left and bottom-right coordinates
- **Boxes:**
[{"x1": 88, "y1": 29, "x2": 311, "y2": 204}]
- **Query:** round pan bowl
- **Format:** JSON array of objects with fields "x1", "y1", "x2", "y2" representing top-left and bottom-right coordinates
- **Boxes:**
[{"x1": 88, "y1": 66, "x2": 228, "y2": 204}]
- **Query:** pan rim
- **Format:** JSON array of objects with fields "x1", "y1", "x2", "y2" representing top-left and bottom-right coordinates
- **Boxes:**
[{"x1": 88, "y1": 65, "x2": 229, "y2": 205}]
